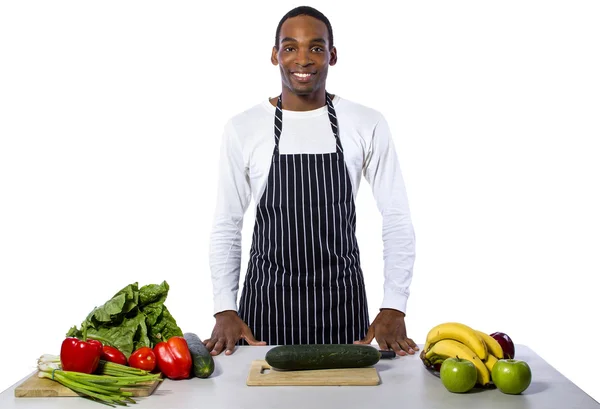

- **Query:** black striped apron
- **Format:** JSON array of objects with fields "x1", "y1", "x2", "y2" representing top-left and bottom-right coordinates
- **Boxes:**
[{"x1": 238, "y1": 93, "x2": 369, "y2": 345}]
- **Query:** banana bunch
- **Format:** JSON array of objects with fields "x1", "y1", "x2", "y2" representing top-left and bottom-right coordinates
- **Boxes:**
[{"x1": 420, "y1": 322, "x2": 504, "y2": 387}]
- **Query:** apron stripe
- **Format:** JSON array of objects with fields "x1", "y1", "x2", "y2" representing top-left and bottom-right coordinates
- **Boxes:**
[
  {"x1": 267, "y1": 159, "x2": 275, "y2": 345},
  {"x1": 308, "y1": 155, "x2": 317, "y2": 344},
  {"x1": 299, "y1": 156, "x2": 308, "y2": 344},
  {"x1": 277, "y1": 155, "x2": 285, "y2": 344},
  {"x1": 313, "y1": 155, "x2": 324, "y2": 343}
]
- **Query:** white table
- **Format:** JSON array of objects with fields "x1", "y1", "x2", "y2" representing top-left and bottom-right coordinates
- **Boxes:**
[{"x1": 1, "y1": 344, "x2": 598, "y2": 409}]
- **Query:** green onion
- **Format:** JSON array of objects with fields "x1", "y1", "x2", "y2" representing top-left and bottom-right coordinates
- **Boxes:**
[
  {"x1": 37, "y1": 357, "x2": 162, "y2": 407},
  {"x1": 96, "y1": 360, "x2": 154, "y2": 376}
]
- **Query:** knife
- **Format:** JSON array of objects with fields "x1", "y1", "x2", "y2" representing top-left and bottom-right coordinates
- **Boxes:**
[{"x1": 378, "y1": 350, "x2": 396, "y2": 359}]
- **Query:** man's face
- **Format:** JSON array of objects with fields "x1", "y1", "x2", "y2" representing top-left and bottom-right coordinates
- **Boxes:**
[{"x1": 271, "y1": 15, "x2": 337, "y2": 97}]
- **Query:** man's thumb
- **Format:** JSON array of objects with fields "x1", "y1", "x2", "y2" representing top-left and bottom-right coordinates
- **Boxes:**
[
  {"x1": 242, "y1": 328, "x2": 267, "y2": 345},
  {"x1": 354, "y1": 327, "x2": 374, "y2": 344}
]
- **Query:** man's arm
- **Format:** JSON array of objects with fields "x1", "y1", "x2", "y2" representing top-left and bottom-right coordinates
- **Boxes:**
[
  {"x1": 209, "y1": 120, "x2": 250, "y2": 315},
  {"x1": 205, "y1": 121, "x2": 265, "y2": 355},
  {"x1": 354, "y1": 114, "x2": 418, "y2": 355}
]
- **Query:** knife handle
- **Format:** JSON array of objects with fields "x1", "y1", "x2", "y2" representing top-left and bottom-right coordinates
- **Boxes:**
[{"x1": 379, "y1": 350, "x2": 396, "y2": 359}]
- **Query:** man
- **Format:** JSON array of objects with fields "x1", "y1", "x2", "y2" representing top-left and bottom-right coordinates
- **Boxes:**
[{"x1": 205, "y1": 6, "x2": 418, "y2": 357}]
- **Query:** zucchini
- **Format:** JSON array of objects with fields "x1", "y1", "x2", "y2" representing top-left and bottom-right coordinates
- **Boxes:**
[
  {"x1": 183, "y1": 332, "x2": 214, "y2": 378},
  {"x1": 265, "y1": 344, "x2": 381, "y2": 370}
]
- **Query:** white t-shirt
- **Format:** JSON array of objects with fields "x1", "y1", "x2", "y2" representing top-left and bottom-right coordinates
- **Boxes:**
[{"x1": 209, "y1": 94, "x2": 416, "y2": 316}]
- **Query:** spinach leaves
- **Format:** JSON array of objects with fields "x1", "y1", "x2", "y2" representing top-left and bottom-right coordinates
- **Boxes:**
[{"x1": 66, "y1": 281, "x2": 183, "y2": 357}]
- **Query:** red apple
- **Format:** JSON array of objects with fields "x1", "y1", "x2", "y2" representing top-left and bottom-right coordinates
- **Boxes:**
[{"x1": 490, "y1": 332, "x2": 515, "y2": 359}]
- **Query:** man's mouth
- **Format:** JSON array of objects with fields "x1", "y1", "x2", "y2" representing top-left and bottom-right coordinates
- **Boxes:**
[{"x1": 291, "y1": 72, "x2": 316, "y2": 82}]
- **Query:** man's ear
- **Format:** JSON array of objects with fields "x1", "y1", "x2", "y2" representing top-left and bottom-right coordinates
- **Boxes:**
[
  {"x1": 329, "y1": 46, "x2": 337, "y2": 66},
  {"x1": 271, "y1": 46, "x2": 278, "y2": 66}
]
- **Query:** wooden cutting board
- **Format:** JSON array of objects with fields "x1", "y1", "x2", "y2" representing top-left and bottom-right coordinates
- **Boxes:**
[
  {"x1": 14, "y1": 371, "x2": 162, "y2": 398},
  {"x1": 246, "y1": 360, "x2": 380, "y2": 386}
]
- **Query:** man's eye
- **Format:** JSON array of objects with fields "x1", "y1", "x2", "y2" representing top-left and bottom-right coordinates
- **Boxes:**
[
  {"x1": 312, "y1": 47, "x2": 324, "y2": 52},
  {"x1": 284, "y1": 47, "x2": 295, "y2": 52}
]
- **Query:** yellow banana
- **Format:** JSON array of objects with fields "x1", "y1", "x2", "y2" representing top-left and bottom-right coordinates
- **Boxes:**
[
  {"x1": 484, "y1": 354, "x2": 499, "y2": 374},
  {"x1": 424, "y1": 322, "x2": 488, "y2": 360},
  {"x1": 475, "y1": 330, "x2": 504, "y2": 359},
  {"x1": 475, "y1": 333, "x2": 489, "y2": 361},
  {"x1": 425, "y1": 339, "x2": 491, "y2": 386}
]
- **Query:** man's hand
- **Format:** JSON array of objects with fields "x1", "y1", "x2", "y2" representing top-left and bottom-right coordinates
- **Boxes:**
[
  {"x1": 354, "y1": 308, "x2": 419, "y2": 356},
  {"x1": 203, "y1": 310, "x2": 266, "y2": 356}
]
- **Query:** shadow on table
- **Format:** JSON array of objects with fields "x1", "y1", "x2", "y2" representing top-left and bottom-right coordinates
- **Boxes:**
[
  {"x1": 523, "y1": 381, "x2": 548, "y2": 395},
  {"x1": 152, "y1": 389, "x2": 174, "y2": 396},
  {"x1": 466, "y1": 386, "x2": 490, "y2": 394},
  {"x1": 209, "y1": 362, "x2": 223, "y2": 378},
  {"x1": 375, "y1": 362, "x2": 393, "y2": 372}
]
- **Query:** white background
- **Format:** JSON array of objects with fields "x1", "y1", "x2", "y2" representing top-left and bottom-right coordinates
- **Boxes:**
[{"x1": 1, "y1": 0, "x2": 599, "y2": 403}]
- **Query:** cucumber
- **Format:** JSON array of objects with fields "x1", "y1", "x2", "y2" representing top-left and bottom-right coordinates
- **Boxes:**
[
  {"x1": 183, "y1": 332, "x2": 214, "y2": 378},
  {"x1": 265, "y1": 344, "x2": 381, "y2": 370}
]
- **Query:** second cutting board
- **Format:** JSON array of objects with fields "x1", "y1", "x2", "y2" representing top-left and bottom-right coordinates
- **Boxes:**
[{"x1": 246, "y1": 360, "x2": 380, "y2": 386}]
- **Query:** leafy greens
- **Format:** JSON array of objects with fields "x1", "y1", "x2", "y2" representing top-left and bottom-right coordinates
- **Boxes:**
[{"x1": 66, "y1": 281, "x2": 183, "y2": 357}]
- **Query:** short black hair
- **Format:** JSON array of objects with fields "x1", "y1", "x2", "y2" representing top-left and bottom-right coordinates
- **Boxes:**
[{"x1": 275, "y1": 6, "x2": 334, "y2": 49}]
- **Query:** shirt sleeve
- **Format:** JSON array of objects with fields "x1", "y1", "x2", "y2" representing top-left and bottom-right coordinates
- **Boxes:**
[
  {"x1": 363, "y1": 114, "x2": 416, "y2": 315},
  {"x1": 209, "y1": 120, "x2": 252, "y2": 315}
]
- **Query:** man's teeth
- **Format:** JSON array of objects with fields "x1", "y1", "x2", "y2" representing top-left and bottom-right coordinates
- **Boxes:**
[{"x1": 293, "y1": 73, "x2": 312, "y2": 78}]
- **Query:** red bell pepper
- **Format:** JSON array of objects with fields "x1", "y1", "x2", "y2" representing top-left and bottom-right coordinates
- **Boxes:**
[
  {"x1": 60, "y1": 323, "x2": 103, "y2": 374},
  {"x1": 60, "y1": 337, "x2": 103, "y2": 374},
  {"x1": 153, "y1": 336, "x2": 192, "y2": 379}
]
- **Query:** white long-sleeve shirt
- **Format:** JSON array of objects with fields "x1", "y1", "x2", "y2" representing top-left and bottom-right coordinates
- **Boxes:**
[{"x1": 209, "y1": 94, "x2": 416, "y2": 317}]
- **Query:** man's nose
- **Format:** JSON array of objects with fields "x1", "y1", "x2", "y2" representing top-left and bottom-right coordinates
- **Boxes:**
[{"x1": 295, "y1": 50, "x2": 313, "y2": 66}]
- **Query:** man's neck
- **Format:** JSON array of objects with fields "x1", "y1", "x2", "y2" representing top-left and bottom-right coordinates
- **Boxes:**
[{"x1": 274, "y1": 89, "x2": 328, "y2": 111}]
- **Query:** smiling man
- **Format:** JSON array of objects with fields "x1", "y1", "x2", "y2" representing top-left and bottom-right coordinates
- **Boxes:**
[{"x1": 205, "y1": 6, "x2": 418, "y2": 357}]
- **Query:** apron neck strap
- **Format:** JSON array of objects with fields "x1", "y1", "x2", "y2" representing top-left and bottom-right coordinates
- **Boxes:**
[{"x1": 273, "y1": 92, "x2": 343, "y2": 155}]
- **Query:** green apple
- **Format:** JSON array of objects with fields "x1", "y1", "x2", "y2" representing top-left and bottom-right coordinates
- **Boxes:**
[
  {"x1": 492, "y1": 359, "x2": 532, "y2": 394},
  {"x1": 440, "y1": 356, "x2": 477, "y2": 393}
]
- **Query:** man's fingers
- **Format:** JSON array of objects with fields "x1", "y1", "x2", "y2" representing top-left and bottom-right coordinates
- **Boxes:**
[
  {"x1": 225, "y1": 340, "x2": 237, "y2": 355},
  {"x1": 407, "y1": 338, "x2": 419, "y2": 351},
  {"x1": 376, "y1": 338, "x2": 390, "y2": 352},
  {"x1": 398, "y1": 339, "x2": 414, "y2": 355},
  {"x1": 204, "y1": 338, "x2": 216, "y2": 351},
  {"x1": 369, "y1": 330, "x2": 388, "y2": 350},
  {"x1": 390, "y1": 341, "x2": 407, "y2": 356},
  {"x1": 211, "y1": 340, "x2": 225, "y2": 356}
]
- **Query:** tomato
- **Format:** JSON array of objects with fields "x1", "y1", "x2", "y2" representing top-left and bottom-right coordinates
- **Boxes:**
[
  {"x1": 128, "y1": 347, "x2": 157, "y2": 371},
  {"x1": 101, "y1": 345, "x2": 128, "y2": 366}
]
